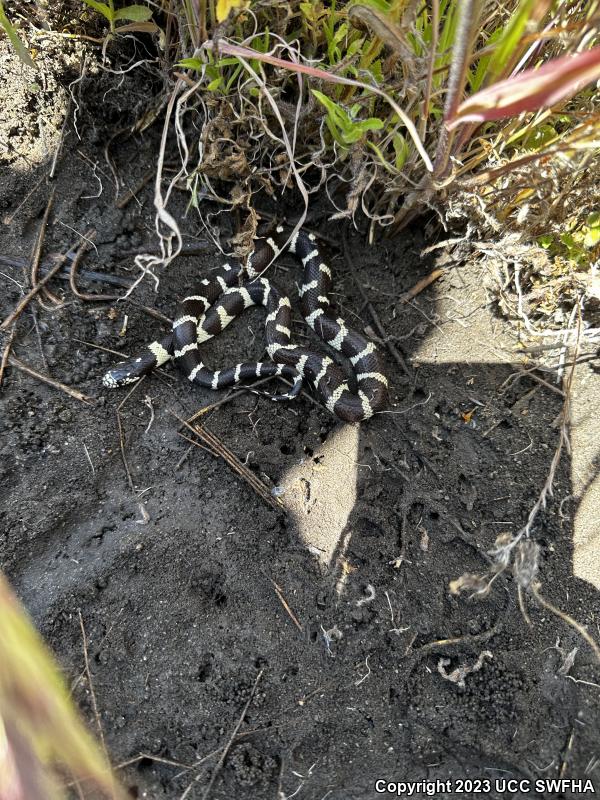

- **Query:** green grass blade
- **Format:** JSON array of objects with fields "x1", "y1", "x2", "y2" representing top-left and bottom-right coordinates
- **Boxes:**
[
  {"x1": 81, "y1": 0, "x2": 114, "y2": 23},
  {"x1": 0, "y1": 2, "x2": 35, "y2": 68},
  {"x1": 486, "y1": 0, "x2": 541, "y2": 82}
]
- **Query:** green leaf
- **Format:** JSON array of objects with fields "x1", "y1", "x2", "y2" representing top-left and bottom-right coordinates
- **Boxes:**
[
  {"x1": 346, "y1": 38, "x2": 363, "y2": 59},
  {"x1": 312, "y1": 89, "x2": 346, "y2": 120},
  {"x1": 584, "y1": 212, "x2": 600, "y2": 248},
  {"x1": 113, "y1": 4, "x2": 153, "y2": 22},
  {"x1": 324, "y1": 116, "x2": 347, "y2": 148},
  {"x1": 327, "y1": 22, "x2": 348, "y2": 63},
  {"x1": 216, "y1": 57, "x2": 241, "y2": 66},
  {"x1": 312, "y1": 90, "x2": 383, "y2": 145},
  {"x1": 470, "y1": 28, "x2": 503, "y2": 92},
  {"x1": 224, "y1": 63, "x2": 242, "y2": 91},
  {"x1": 347, "y1": 0, "x2": 391, "y2": 13},
  {"x1": 486, "y1": 0, "x2": 540, "y2": 82},
  {"x1": 178, "y1": 57, "x2": 204, "y2": 70},
  {"x1": 586, "y1": 211, "x2": 600, "y2": 227},
  {"x1": 367, "y1": 140, "x2": 395, "y2": 174},
  {"x1": 369, "y1": 59, "x2": 383, "y2": 84},
  {"x1": 81, "y1": 0, "x2": 114, "y2": 22},
  {"x1": 437, "y1": 0, "x2": 459, "y2": 72},
  {"x1": 341, "y1": 119, "x2": 381, "y2": 143},
  {"x1": 392, "y1": 132, "x2": 409, "y2": 169},
  {"x1": 559, "y1": 232, "x2": 585, "y2": 262},
  {"x1": 523, "y1": 123, "x2": 557, "y2": 149},
  {"x1": 356, "y1": 117, "x2": 384, "y2": 132},
  {"x1": 0, "y1": 2, "x2": 35, "y2": 67}
]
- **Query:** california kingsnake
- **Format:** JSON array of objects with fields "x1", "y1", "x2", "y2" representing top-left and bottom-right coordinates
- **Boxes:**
[{"x1": 103, "y1": 228, "x2": 389, "y2": 422}]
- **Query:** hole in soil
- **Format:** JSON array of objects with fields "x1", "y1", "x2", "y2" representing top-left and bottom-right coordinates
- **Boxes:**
[
  {"x1": 136, "y1": 757, "x2": 153, "y2": 772},
  {"x1": 407, "y1": 502, "x2": 424, "y2": 524},
  {"x1": 304, "y1": 446, "x2": 314, "y2": 457},
  {"x1": 429, "y1": 510, "x2": 440, "y2": 520},
  {"x1": 280, "y1": 443, "x2": 295, "y2": 455},
  {"x1": 198, "y1": 655, "x2": 213, "y2": 682}
]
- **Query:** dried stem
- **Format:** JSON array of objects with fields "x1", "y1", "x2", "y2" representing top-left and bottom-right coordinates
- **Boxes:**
[
  {"x1": 434, "y1": 0, "x2": 483, "y2": 178},
  {"x1": 172, "y1": 412, "x2": 284, "y2": 513},
  {"x1": 8, "y1": 355, "x2": 93, "y2": 404},
  {"x1": 197, "y1": 669, "x2": 264, "y2": 800},
  {"x1": 30, "y1": 186, "x2": 61, "y2": 307},
  {"x1": 531, "y1": 584, "x2": 600, "y2": 664},
  {"x1": 1, "y1": 255, "x2": 67, "y2": 331}
]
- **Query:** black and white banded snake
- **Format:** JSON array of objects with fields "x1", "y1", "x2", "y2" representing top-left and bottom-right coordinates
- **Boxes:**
[{"x1": 103, "y1": 227, "x2": 389, "y2": 423}]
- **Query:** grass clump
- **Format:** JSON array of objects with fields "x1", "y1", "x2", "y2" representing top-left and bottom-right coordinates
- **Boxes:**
[{"x1": 155, "y1": 1, "x2": 599, "y2": 261}]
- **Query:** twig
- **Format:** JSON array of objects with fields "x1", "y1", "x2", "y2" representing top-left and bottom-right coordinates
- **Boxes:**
[
  {"x1": 72, "y1": 338, "x2": 130, "y2": 359},
  {"x1": 185, "y1": 372, "x2": 324, "y2": 422},
  {"x1": 0, "y1": 255, "x2": 135, "y2": 290},
  {"x1": 186, "y1": 376, "x2": 276, "y2": 422},
  {"x1": 198, "y1": 669, "x2": 264, "y2": 800},
  {"x1": 414, "y1": 618, "x2": 503, "y2": 655},
  {"x1": 115, "y1": 169, "x2": 155, "y2": 209},
  {"x1": 116, "y1": 411, "x2": 134, "y2": 491},
  {"x1": 2, "y1": 172, "x2": 47, "y2": 225},
  {"x1": 70, "y1": 232, "x2": 121, "y2": 303},
  {"x1": 49, "y1": 98, "x2": 71, "y2": 179},
  {"x1": 77, "y1": 610, "x2": 107, "y2": 754},
  {"x1": 171, "y1": 412, "x2": 284, "y2": 513},
  {"x1": 341, "y1": 230, "x2": 411, "y2": 379},
  {"x1": 125, "y1": 300, "x2": 172, "y2": 327},
  {"x1": 115, "y1": 752, "x2": 198, "y2": 771},
  {"x1": 8, "y1": 355, "x2": 92, "y2": 403},
  {"x1": 1, "y1": 254, "x2": 67, "y2": 330},
  {"x1": 493, "y1": 310, "x2": 581, "y2": 559},
  {"x1": 115, "y1": 377, "x2": 146, "y2": 491},
  {"x1": 120, "y1": 241, "x2": 211, "y2": 258},
  {"x1": 517, "y1": 585, "x2": 532, "y2": 627},
  {"x1": 0, "y1": 327, "x2": 15, "y2": 387},
  {"x1": 500, "y1": 364, "x2": 565, "y2": 398},
  {"x1": 30, "y1": 186, "x2": 61, "y2": 307},
  {"x1": 531, "y1": 584, "x2": 600, "y2": 664},
  {"x1": 399, "y1": 269, "x2": 444, "y2": 304},
  {"x1": 271, "y1": 579, "x2": 303, "y2": 632},
  {"x1": 175, "y1": 441, "x2": 196, "y2": 470},
  {"x1": 560, "y1": 727, "x2": 576, "y2": 780}
]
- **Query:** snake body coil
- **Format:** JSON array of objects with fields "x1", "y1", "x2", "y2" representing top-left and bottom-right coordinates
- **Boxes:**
[{"x1": 103, "y1": 228, "x2": 389, "y2": 422}]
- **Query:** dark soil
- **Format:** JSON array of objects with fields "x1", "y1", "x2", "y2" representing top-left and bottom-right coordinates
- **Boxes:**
[{"x1": 1, "y1": 26, "x2": 599, "y2": 800}]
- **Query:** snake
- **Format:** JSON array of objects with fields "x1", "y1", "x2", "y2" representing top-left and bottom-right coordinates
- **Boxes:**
[{"x1": 103, "y1": 227, "x2": 389, "y2": 422}]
